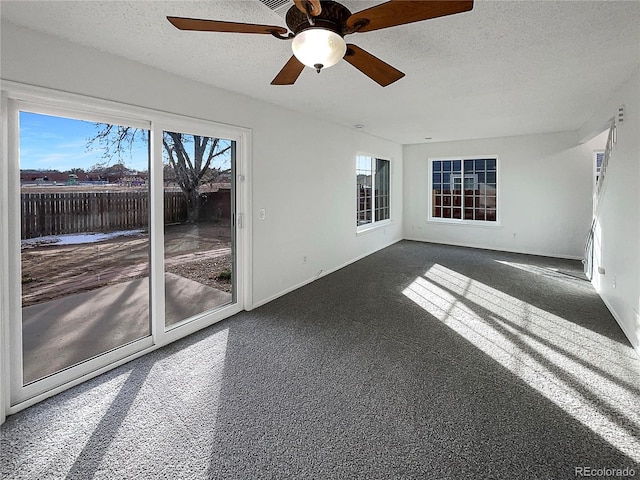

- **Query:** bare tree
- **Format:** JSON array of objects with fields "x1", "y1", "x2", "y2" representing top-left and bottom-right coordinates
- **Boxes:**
[
  {"x1": 89, "y1": 125, "x2": 231, "y2": 223},
  {"x1": 162, "y1": 132, "x2": 231, "y2": 222}
]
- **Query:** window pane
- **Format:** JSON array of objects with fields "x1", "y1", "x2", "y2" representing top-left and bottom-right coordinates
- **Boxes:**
[
  {"x1": 356, "y1": 155, "x2": 372, "y2": 226},
  {"x1": 475, "y1": 159, "x2": 486, "y2": 171},
  {"x1": 163, "y1": 130, "x2": 235, "y2": 328},
  {"x1": 452, "y1": 176, "x2": 462, "y2": 193},
  {"x1": 443, "y1": 160, "x2": 452, "y2": 171},
  {"x1": 453, "y1": 160, "x2": 462, "y2": 172},
  {"x1": 486, "y1": 209, "x2": 497, "y2": 221},
  {"x1": 487, "y1": 159, "x2": 496, "y2": 170},
  {"x1": 20, "y1": 112, "x2": 151, "y2": 384},
  {"x1": 375, "y1": 159, "x2": 390, "y2": 222},
  {"x1": 463, "y1": 176, "x2": 475, "y2": 190},
  {"x1": 433, "y1": 161, "x2": 442, "y2": 172}
]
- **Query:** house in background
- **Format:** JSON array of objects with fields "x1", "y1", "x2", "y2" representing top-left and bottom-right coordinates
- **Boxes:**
[
  {"x1": 20, "y1": 169, "x2": 92, "y2": 185},
  {"x1": 0, "y1": 1, "x2": 638, "y2": 423}
]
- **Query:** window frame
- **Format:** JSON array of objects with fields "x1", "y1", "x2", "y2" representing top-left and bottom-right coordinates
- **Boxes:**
[
  {"x1": 356, "y1": 154, "x2": 392, "y2": 233},
  {"x1": 0, "y1": 81, "x2": 252, "y2": 414},
  {"x1": 593, "y1": 150, "x2": 604, "y2": 191},
  {"x1": 428, "y1": 155, "x2": 500, "y2": 225}
]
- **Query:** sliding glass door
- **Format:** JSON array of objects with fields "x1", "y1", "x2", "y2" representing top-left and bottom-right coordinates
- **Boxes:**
[
  {"x1": 18, "y1": 110, "x2": 152, "y2": 386},
  {"x1": 6, "y1": 93, "x2": 247, "y2": 409},
  {"x1": 161, "y1": 129, "x2": 236, "y2": 328}
]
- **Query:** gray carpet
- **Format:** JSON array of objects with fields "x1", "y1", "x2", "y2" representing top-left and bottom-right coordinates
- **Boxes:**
[{"x1": 2, "y1": 240, "x2": 639, "y2": 479}]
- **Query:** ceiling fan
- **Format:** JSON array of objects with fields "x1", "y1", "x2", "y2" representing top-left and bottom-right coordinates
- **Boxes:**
[{"x1": 167, "y1": 0, "x2": 473, "y2": 87}]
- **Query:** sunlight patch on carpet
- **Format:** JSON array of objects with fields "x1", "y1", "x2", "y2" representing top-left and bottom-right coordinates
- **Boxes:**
[
  {"x1": 87, "y1": 328, "x2": 231, "y2": 479},
  {"x1": 402, "y1": 264, "x2": 640, "y2": 463}
]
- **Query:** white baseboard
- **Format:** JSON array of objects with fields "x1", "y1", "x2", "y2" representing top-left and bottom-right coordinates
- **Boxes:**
[
  {"x1": 250, "y1": 237, "x2": 582, "y2": 311},
  {"x1": 598, "y1": 294, "x2": 640, "y2": 360},
  {"x1": 404, "y1": 238, "x2": 639, "y2": 356},
  {"x1": 249, "y1": 238, "x2": 402, "y2": 310},
  {"x1": 402, "y1": 237, "x2": 583, "y2": 261}
]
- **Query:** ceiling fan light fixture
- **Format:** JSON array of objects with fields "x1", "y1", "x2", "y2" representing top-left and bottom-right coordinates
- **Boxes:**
[{"x1": 291, "y1": 28, "x2": 346, "y2": 72}]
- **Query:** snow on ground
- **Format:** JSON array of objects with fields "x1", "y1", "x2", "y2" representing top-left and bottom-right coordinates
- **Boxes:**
[{"x1": 21, "y1": 230, "x2": 145, "y2": 248}]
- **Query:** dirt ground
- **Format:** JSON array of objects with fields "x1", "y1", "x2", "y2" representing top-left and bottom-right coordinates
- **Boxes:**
[{"x1": 21, "y1": 222, "x2": 233, "y2": 307}]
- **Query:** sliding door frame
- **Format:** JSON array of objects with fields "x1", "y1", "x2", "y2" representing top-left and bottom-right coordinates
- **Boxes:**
[
  {"x1": 0, "y1": 81, "x2": 252, "y2": 417},
  {"x1": 151, "y1": 117, "x2": 247, "y2": 345}
]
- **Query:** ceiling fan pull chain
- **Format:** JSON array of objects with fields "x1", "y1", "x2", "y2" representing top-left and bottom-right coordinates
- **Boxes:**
[
  {"x1": 294, "y1": 0, "x2": 322, "y2": 17},
  {"x1": 302, "y1": 1, "x2": 316, "y2": 26},
  {"x1": 306, "y1": 12, "x2": 315, "y2": 26}
]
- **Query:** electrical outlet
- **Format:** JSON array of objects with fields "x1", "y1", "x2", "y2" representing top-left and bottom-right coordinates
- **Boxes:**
[
  {"x1": 303, "y1": 256, "x2": 307, "y2": 264},
  {"x1": 612, "y1": 275, "x2": 617, "y2": 289},
  {"x1": 258, "y1": 208, "x2": 266, "y2": 220}
]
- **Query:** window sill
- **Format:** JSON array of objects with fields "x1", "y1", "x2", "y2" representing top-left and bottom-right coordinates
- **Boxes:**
[
  {"x1": 427, "y1": 218, "x2": 502, "y2": 228},
  {"x1": 357, "y1": 219, "x2": 393, "y2": 236}
]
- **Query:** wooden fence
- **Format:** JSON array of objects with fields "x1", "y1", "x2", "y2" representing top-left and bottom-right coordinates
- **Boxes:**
[{"x1": 21, "y1": 191, "x2": 188, "y2": 239}]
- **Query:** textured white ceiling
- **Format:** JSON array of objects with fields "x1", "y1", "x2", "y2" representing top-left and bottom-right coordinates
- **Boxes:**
[{"x1": 1, "y1": 0, "x2": 639, "y2": 144}]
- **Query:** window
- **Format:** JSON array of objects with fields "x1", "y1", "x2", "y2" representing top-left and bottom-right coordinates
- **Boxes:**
[
  {"x1": 430, "y1": 157, "x2": 497, "y2": 222},
  {"x1": 357, "y1": 155, "x2": 390, "y2": 229},
  {"x1": 594, "y1": 150, "x2": 604, "y2": 188}
]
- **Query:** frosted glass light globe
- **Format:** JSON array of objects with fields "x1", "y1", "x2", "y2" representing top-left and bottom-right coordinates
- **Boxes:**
[{"x1": 291, "y1": 28, "x2": 347, "y2": 71}]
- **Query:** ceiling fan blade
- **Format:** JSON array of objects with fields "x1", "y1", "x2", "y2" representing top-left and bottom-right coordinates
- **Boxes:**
[
  {"x1": 167, "y1": 16, "x2": 288, "y2": 35},
  {"x1": 346, "y1": 0, "x2": 473, "y2": 33},
  {"x1": 271, "y1": 56, "x2": 305, "y2": 85},
  {"x1": 293, "y1": 0, "x2": 322, "y2": 16},
  {"x1": 343, "y1": 44, "x2": 404, "y2": 87}
]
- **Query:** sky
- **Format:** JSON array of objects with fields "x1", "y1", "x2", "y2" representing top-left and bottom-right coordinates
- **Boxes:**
[{"x1": 19, "y1": 111, "x2": 150, "y2": 172}]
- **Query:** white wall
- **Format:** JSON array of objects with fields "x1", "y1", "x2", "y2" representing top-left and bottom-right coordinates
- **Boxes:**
[
  {"x1": 0, "y1": 22, "x2": 403, "y2": 308},
  {"x1": 403, "y1": 132, "x2": 593, "y2": 259},
  {"x1": 579, "y1": 70, "x2": 640, "y2": 352},
  {"x1": 0, "y1": 22, "x2": 404, "y2": 421}
]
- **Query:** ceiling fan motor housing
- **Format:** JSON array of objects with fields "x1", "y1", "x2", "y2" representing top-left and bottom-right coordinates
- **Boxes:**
[{"x1": 285, "y1": 0, "x2": 352, "y2": 36}]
